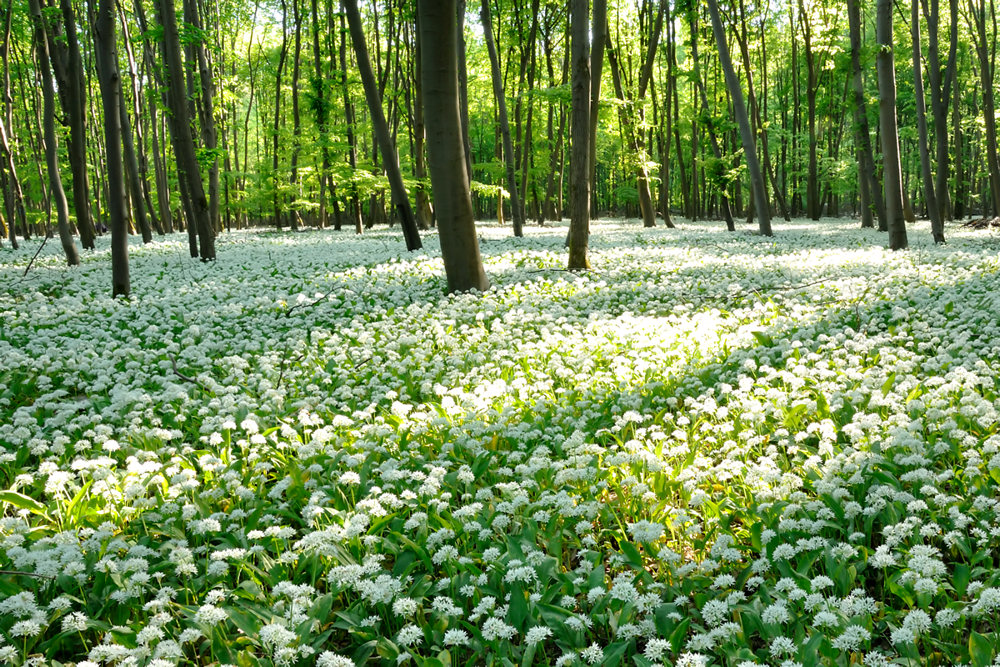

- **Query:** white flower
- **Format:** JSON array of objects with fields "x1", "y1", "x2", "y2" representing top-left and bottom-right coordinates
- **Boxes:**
[{"x1": 481, "y1": 617, "x2": 516, "y2": 641}]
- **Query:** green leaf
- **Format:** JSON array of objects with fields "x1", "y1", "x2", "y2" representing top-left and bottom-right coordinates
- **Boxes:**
[
  {"x1": 970, "y1": 631, "x2": 993, "y2": 667},
  {"x1": 881, "y1": 372, "x2": 896, "y2": 396},
  {"x1": 751, "y1": 330, "x2": 773, "y2": 347},
  {"x1": 0, "y1": 490, "x2": 48, "y2": 517}
]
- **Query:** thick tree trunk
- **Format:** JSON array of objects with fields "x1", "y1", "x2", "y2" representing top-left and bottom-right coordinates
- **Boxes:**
[
  {"x1": 877, "y1": 0, "x2": 908, "y2": 249},
  {"x1": 706, "y1": 0, "x2": 771, "y2": 236},
  {"x1": 156, "y1": 0, "x2": 215, "y2": 259},
  {"x1": 418, "y1": 0, "x2": 488, "y2": 292},
  {"x1": 345, "y1": 0, "x2": 421, "y2": 249},
  {"x1": 94, "y1": 0, "x2": 129, "y2": 296},
  {"x1": 480, "y1": 0, "x2": 524, "y2": 237},
  {"x1": 847, "y1": 0, "x2": 885, "y2": 229},
  {"x1": 567, "y1": 0, "x2": 591, "y2": 269},
  {"x1": 29, "y1": 0, "x2": 79, "y2": 265},
  {"x1": 911, "y1": 0, "x2": 944, "y2": 242}
]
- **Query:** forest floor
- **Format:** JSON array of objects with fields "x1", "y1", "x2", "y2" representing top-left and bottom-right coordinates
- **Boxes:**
[{"x1": 2, "y1": 218, "x2": 1000, "y2": 666}]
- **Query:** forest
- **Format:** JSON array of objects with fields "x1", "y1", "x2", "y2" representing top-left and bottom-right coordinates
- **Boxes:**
[
  {"x1": 4, "y1": 0, "x2": 1000, "y2": 666},
  {"x1": 3, "y1": 0, "x2": 1000, "y2": 277}
]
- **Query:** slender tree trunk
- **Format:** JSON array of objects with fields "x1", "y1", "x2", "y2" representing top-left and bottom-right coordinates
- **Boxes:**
[
  {"x1": 413, "y1": 7, "x2": 433, "y2": 229},
  {"x1": 480, "y1": 0, "x2": 524, "y2": 237},
  {"x1": 344, "y1": 0, "x2": 421, "y2": 249},
  {"x1": 588, "y1": 0, "x2": 606, "y2": 219},
  {"x1": 911, "y1": 0, "x2": 944, "y2": 242},
  {"x1": 185, "y1": 0, "x2": 219, "y2": 233},
  {"x1": 690, "y1": 10, "x2": 735, "y2": 231},
  {"x1": 568, "y1": 0, "x2": 591, "y2": 269},
  {"x1": 418, "y1": 0, "x2": 488, "y2": 292},
  {"x1": 289, "y1": 0, "x2": 303, "y2": 230},
  {"x1": 42, "y1": 0, "x2": 96, "y2": 249},
  {"x1": 952, "y1": 60, "x2": 965, "y2": 218},
  {"x1": 706, "y1": 0, "x2": 771, "y2": 235},
  {"x1": 877, "y1": 0, "x2": 908, "y2": 249},
  {"x1": 272, "y1": 0, "x2": 289, "y2": 228},
  {"x1": 310, "y1": 0, "x2": 329, "y2": 228},
  {"x1": 967, "y1": 0, "x2": 1000, "y2": 216},
  {"x1": 29, "y1": 0, "x2": 79, "y2": 264},
  {"x1": 339, "y1": 6, "x2": 363, "y2": 234},
  {"x1": 797, "y1": 0, "x2": 820, "y2": 219},
  {"x1": 456, "y1": 0, "x2": 473, "y2": 184},
  {"x1": 847, "y1": 0, "x2": 885, "y2": 229}
]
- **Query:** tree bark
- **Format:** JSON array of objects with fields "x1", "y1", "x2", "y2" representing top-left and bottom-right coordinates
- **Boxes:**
[
  {"x1": 911, "y1": 0, "x2": 944, "y2": 242},
  {"x1": 42, "y1": 0, "x2": 97, "y2": 249},
  {"x1": 344, "y1": 0, "x2": 421, "y2": 249},
  {"x1": 966, "y1": 0, "x2": 1000, "y2": 215},
  {"x1": 567, "y1": 0, "x2": 591, "y2": 269},
  {"x1": 311, "y1": 0, "x2": 330, "y2": 228},
  {"x1": 706, "y1": 0, "x2": 771, "y2": 235},
  {"x1": 480, "y1": 0, "x2": 524, "y2": 237},
  {"x1": 29, "y1": 0, "x2": 79, "y2": 265},
  {"x1": 847, "y1": 0, "x2": 885, "y2": 229},
  {"x1": 155, "y1": 0, "x2": 215, "y2": 259},
  {"x1": 417, "y1": 0, "x2": 489, "y2": 292},
  {"x1": 93, "y1": 0, "x2": 129, "y2": 296},
  {"x1": 876, "y1": 0, "x2": 908, "y2": 249}
]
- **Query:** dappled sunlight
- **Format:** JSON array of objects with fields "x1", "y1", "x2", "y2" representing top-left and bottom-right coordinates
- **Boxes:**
[{"x1": 3, "y1": 220, "x2": 1000, "y2": 665}]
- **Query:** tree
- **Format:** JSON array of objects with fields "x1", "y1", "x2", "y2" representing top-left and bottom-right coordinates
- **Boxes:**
[
  {"x1": 567, "y1": 0, "x2": 591, "y2": 269},
  {"x1": 344, "y1": 0, "x2": 422, "y2": 251},
  {"x1": 966, "y1": 0, "x2": 1000, "y2": 216},
  {"x1": 28, "y1": 0, "x2": 79, "y2": 266},
  {"x1": 481, "y1": 0, "x2": 525, "y2": 237},
  {"x1": 156, "y1": 0, "x2": 215, "y2": 260},
  {"x1": 911, "y1": 0, "x2": 944, "y2": 243},
  {"x1": 93, "y1": 0, "x2": 129, "y2": 296},
  {"x1": 706, "y1": 0, "x2": 772, "y2": 236},
  {"x1": 847, "y1": 0, "x2": 885, "y2": 230},
  {"x1": 417, "y1": 0, "x2": 489, "y2": 292},
  {"x1": 876, "y1": 0, "x2": 907, "y2": 249}
]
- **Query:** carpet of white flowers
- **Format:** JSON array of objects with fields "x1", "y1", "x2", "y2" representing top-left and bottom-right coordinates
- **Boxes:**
[{"x1": 2, "y1": 218, "x2": 1000, "y2": 667}]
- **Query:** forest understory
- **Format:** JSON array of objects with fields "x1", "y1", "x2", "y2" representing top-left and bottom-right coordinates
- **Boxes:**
[{"x1": 3, "y1": 218, "x2": 1000, "y2": 666}]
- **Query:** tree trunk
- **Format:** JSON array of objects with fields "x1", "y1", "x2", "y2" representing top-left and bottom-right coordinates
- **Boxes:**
[
  {"x1": 847, "y1": 0, "x2": 885, "y2": 229},
  {"x1": 344, "y1": 0, "x2": 421, "y2": 249},
  {"x1": 272, "y1": 0, "x2": 289, "y2": 229},
  {"x1": 920, "y1": 0, "x2": 957, "y2": 223},
  {"x1": 156, "y1": 0, "x2": 215, "y2": 259},
  {"x1": 184, "y1": 0, "x2": 219, "y2": 233},
  {"x1": 480, "y1": 0, "x2": 524, "y2": 236},
  {"x1": 311, "y1": 0, "x2": 330, "y2": 228},
  {"x1": 690, "y1": 10, "x2": 736, "y2": 231},
  {"x1": 967, "y1": 0, "x2": 1000, "y2": 215},
  {"x1": 911, "y1": 0, "x2": 944, "y2": 242},
  {"x1": 413, "y1": 7, "x2": 434, "y2": 229},
  {"x1": 567, "y1": 0, "x2": 591, "y2": 269},
  {"x1": 418, "y1": 0, "x2": 488, "y2": 292},
  {"x1": 289, "y1": 0, "x2": 303, "y2": 231},
  {"x1": 706, "y1": 0, "x2": 771, "y2": 235},
  {"x1": 42, "y1": 0, "x2": 97, "y2": 249},
  {"x1": 797, "y1": 0, "x2": 820, "y2": 219},
  {"x1": 93, "y1": 0, "x2": 129, "y2": 295},
  {"x1": 877, "y1": 0, "x2": 908, "y2": 249},
  {"x1": 339, "y1": 5, "x2": 363, "y2": 234},
  {"x1": 29, "y1": 0, "x2": 79, "y2": 265}
]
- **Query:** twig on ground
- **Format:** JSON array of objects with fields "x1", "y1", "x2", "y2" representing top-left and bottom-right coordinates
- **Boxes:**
[
  {"x1": 22, "y1": 236, "x2": 49, "y2": 277},
  {"x1": 168, "y1": 353, "x2": 210, "y2": 392}
]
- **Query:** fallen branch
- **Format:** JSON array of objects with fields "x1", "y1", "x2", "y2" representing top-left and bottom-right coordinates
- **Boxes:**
[
  {"x1": 22, "y1": 236, "x2": 49, "y2": 277},
  {"x1": 167, "y1": 353, "x2": 209, "y2": 392},
  {"x1": 0, "y1": 569, "x2": 55, "y2": 580}
]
